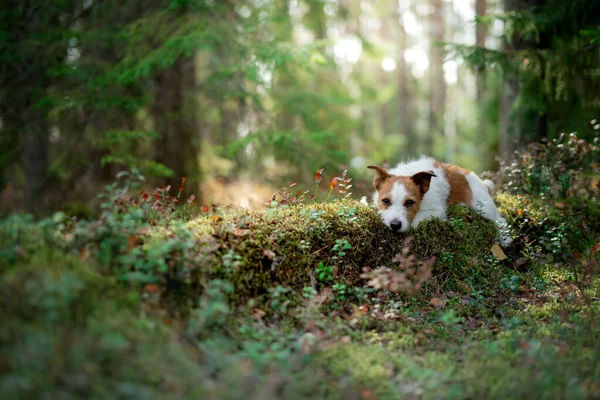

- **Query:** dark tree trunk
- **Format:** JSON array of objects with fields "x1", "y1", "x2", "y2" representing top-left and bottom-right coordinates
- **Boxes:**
[
  {"x1": 501, "y1": 0, "x2": 550, "y2": 152},
  {"x1": 152, "y1": 57, "x2": 202, "y2": 201},
  {"x1": 22, "y1": 110, "x2": 50, "y2": 213}
]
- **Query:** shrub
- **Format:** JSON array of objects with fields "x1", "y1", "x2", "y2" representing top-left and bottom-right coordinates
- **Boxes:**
[{"x1": 498, "y1": 133, "x2": 599, "y2": 200}]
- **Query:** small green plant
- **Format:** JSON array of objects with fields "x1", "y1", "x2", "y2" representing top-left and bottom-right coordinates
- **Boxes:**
[
  {"x1": 500, "y1": 274, "x2": 520, "y2": 293},
  {"x1": 187, "y1": 279, "x2": 234, "y2": 335},
  {"x1": 332, "y1": 238, "x2": 352, "y2": 258},
  {"x1": 336, "y1": 206, "x2": 358, "y2": 222},
  {"x1": 302, "y1": 286, "x2": 318, "y2": 299},
  {"x1": 316, "y1": 262, "x2": 334, "y2": 282},
  {"x1": 332, "y1": 283, "x2": 347, "y2": 301},
  {"x1": 267, "y1": 286, "x2": 291, "y2": 313},
  {"x1": 222, "y1": 250, "x2": 243, "y2": 275}
]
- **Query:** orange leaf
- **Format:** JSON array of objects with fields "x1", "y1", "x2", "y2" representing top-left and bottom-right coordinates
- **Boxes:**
[
  {"x1": 128, "y1": 235, "x2": 137, "y2": 251},
  {"x1": 329, "y1": 177, "x2": 337, "y2": 190}
]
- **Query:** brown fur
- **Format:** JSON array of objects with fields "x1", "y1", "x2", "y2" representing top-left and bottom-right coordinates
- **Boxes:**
[{"x1": 441, "y1": 163, "x2": 473, "y2": 206}]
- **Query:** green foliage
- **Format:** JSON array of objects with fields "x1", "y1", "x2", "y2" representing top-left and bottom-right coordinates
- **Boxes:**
[
  {"x1": 449, "y1": 0, "x2": 600, "y2": 143},
  {"x1": 498, "y1": 132, "x2": 600, "y2": 199},
  {"x1": 2, "y1": 139, "x2": 600, "y2": 398},
  {"x1": 332, "y1": 238, "x2": 352, "y2": 258},
  {"x1": 315, "y1": 262, "x2": 334, "y2": 283}
]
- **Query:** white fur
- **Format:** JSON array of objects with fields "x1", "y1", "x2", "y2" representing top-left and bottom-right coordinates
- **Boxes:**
[
  {"x1": 372, "y1": 156, "x2": 513, "y2": 246},
  {"x1": 376, "y1": 182, "x2": 411, "y2": 230}
]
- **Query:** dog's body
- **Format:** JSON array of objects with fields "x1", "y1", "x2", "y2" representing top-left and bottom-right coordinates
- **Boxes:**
[{"x1": 368, "y1": 156, "x2": 512, "y2": 246}]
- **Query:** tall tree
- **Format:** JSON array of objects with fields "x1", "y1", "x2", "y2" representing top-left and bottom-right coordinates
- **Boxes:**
[
  {"x1": 0, "y1": 1, "x2": 84, "y2": 212},
  {"x1": 394, "y1": 5, "x2": 415, "y2": 157},
  {"x1": 475, "y1": 0, "x2": 487, "y2": 103},
  {"x1": 152, "y1": 57, "x2": 201, "y2": 192},
  {"x1": 427, "y1": 0, "x2": 446, "y2": 156}
]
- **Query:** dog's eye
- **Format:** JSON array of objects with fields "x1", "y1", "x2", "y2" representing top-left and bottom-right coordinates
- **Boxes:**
[
  {"x1": 382, "y1": 198, "x2": 391, "y2": 206},
  {"x1": 404, "y1": 199, "x2": 415, "y2": 207}
]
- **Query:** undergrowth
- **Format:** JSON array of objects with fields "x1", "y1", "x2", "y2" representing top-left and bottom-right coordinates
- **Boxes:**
[{"x1": 1, "y1": 137, "x2": 600, "y2": 399}]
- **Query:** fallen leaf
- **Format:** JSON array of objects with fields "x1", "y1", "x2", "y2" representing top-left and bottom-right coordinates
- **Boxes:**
[
  {"x1": 430, "y1": 297, "x2": 446, "y2": 308},
  {"x1": 361, "y1": 389, "x2": 377, "y2": 400},
  {"x1": 79, "y1": 248, "x2": 90, "y2": 260},
  {"x1": 491, "y1": 244, "x2": 507, "y2": 260},
  {"x1": 128, "y1": 235, "x2": 137, "y2": 251},
  {"x1": 252, "y1": 308, "x2": 266, "y2": 319},
  {"x1": 144, "y1": 284, "x2": 160, "y2": 293}
]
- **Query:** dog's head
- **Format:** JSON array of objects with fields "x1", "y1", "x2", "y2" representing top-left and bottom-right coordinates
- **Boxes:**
[{"x1": 367, "y1": 165, "x2": 436, "y2": 233}]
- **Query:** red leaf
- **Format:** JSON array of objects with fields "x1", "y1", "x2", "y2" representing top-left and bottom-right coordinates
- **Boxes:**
[{"x1": 144, "y1": 284, "x2": 160, "y2": 293}]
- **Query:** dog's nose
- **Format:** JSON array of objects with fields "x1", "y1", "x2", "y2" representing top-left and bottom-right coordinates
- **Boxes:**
[{"x1": 390, "y1": 221, "x2": 402, "y2": 232}]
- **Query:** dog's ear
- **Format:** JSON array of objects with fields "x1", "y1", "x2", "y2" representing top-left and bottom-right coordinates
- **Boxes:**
[
  {"x1": 367, "y1": 165, "x2": 390, "y2": 190},
  {"x1": 410, "y1": 170, "x2": 437, "y2": 195}
]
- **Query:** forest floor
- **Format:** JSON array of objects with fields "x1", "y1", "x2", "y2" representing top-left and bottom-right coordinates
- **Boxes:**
[{"x1": 1, "y1": 180, "x2": 600, "y2": 399}]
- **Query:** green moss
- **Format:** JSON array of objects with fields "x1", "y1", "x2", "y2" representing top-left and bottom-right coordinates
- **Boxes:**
[{"x1": 144, "y1": 200, "x2": 503, "y2": 307}]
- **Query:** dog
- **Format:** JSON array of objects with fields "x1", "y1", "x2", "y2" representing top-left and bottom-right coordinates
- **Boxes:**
[{"x1": 367, "y1": 156, "x2": 512, "y2": 247}]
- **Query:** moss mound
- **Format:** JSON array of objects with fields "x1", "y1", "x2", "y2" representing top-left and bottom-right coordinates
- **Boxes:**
[{"x1": 141, "y1": 200, "x2": 500, "y2": 305}]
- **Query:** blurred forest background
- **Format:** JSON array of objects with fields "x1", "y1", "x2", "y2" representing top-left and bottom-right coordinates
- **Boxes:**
[{"x1": 1, "y1": 0, "x2": 599, "y2": 215}]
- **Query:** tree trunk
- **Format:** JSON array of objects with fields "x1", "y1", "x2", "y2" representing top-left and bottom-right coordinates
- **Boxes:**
[
  {"x1": 427, "y1": 0, "x2": 446, "y2": 156},
  {"x1": 379, "y1": 3, "x2": 389, "y2": 138},
  {"x1": 22, "y1": 109, "x2": 50, "y2": 213},
  {"x1": 475, "y1": 0, "x2": 487, "y2": 103},
  {"x1": 152, "y1": 57, "x2": 202, "y2": 201},
  {"x1": 395, "y1": 10, "x2": 415, "y2": 158},
  {"x1": 501, "y1": 0, "x2": 549, "y2": 151}
]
